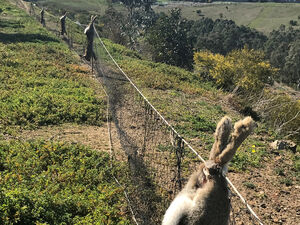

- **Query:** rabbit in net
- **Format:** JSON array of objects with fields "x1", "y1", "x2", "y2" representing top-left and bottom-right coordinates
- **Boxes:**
[{"x1": 162, "y1": 116, "x2": 256, "y2": 225}]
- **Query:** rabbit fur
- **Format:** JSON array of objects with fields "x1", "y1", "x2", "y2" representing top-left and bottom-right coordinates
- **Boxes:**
[{"x1": 162, "y1": 116, "x2": 256, "y2": 225}]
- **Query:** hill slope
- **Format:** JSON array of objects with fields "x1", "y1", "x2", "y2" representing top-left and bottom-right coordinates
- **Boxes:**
[
  {"x1": 153, "y1": 2, "x2": 300, "y2": 34},
  {"x1": 0, "y1": 0, "x2": 132, "y2": 223},
  {"x1": 3, "y1": 0, "x2": 300, "y2": 224},
  {"x1": 33, "y1": 0, "x2": 300, "y2": 34}
]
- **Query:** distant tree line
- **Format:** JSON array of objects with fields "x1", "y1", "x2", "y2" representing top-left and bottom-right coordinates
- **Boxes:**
[
  {"x1": 265, "y1": 25, "x2": 300, "y2": 87},
  {"x1": 170, "y1": 0, "x2": 300, "y2": 3},
  {"x1": 100, "y1": 2, "x2": 300, "y2": 88},
  {"x1": 144, "y1": 9, "x2": 300, "y2": 88}
]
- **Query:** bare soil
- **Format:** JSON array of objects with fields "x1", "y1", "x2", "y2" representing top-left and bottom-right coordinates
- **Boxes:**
[
  {"x1": 229, "y1": 151, "x2": 300, "y2": 225},
  {"x1": 10, "y1": 124, "x2": 110, "y2": 153},
  {"x1": 10, "y1": 1, "x2": 300, "y2": 224}
]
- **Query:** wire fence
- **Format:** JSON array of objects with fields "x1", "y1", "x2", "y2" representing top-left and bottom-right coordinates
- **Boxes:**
[{"x1": 12, "y1": 1, "x2": 264, "y2": 224}]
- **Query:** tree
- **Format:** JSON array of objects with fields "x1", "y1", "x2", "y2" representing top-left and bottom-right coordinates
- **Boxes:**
[
  {"x1": 284, "y1": 40, "x2": 300, "y2": 87},
  {"x1": 100, "y1": 6, "x2": 127, "y2": 45},
  {"x1": 120, "y1": 0, "x2": 157, "y2": 48},
  {"x1": 189, "y1": 18, "x2": 267, "y2": 55},
  {"x1": 146, "y1": 9, "x2": 194, "y2": 70},
  {"x1": 264, "y1": 26, "x2": 300, "y2": 86},
  {"x1": 289, "y1": 20, "x2": 298, "y2": 26}
]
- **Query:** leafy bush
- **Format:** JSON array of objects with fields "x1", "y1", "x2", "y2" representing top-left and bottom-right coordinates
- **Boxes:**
[
  {"x1": 146, "y1": 9, "x2": 194, "y2": 70},
  {"x1": 0, "y1": 140, "x2": 131, "y2": 224},
  {"x1": 253, "y1": 89, "x2": 300, "y2": 144},
  {"x1": 289, "y1": 20, "x2": 298, "y2": 26},
  {"x1": 194, "y1": 47, "x2": 277, "y2": 92}
]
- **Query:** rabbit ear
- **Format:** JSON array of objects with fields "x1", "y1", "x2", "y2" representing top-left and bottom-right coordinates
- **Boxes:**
[
  {"x1": 209, "y1": 116, "x2": 232, "y2": 161},
  {"x1": 215, "y1": 117, "x2": 256, "y2": 166},
  {"x1": 91, "y1": 15, "x2": 97, "y2": 23}
]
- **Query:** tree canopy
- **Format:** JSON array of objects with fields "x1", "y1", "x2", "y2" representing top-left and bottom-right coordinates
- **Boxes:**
[
  {"x1": 146, "y1": 9, "x2": 194, "y2": 70},
  {"x1": 264, "y1": 26, "x2": 300, "y2": 87},
  {"x1": 189, "y1": 18, "x2": 267, "y2": 55}
]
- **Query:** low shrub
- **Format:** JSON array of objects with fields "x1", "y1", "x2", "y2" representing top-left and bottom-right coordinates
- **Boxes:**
[{"x1": 0, "y1": 140, "x2": 131, "y2": 224}]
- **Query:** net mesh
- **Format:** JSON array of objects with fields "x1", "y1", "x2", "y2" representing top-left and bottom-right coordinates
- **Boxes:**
[{"x1": 12, "y1": 1, "x2": 263, "y2": 224}]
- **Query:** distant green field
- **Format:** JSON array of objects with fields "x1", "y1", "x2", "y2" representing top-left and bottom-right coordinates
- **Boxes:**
[
  {"x1": 35, "y1": 1, "x2": 300, "y2": 34},
  {"x1": 35, "y1": 0, "x2": 127, "y2": 23},
  {"x1": 153, "y1": 2, "x2": 300, "y2": 34},
  {"x1": 35, "y1": 0, "x2": 124, "y2": 16},
  {"x1": 37, "y1": 0, "x2": 106, "y2": 11}
]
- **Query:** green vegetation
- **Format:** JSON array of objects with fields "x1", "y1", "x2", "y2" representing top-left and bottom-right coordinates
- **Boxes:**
[
  {"x1": 275, "y1": 167, "x2": 285, "y2": 176},
  {"x1": 189, "y1": 17, "x2": 266, "y2": 55},
  {"x1": 35, "y1": 1, "x2": 300, "y2": 89},
  {"x1": 231, "y1": 142, "x2": 267, "y2": 171},
  {"x1": 146, "y1": 8, "x2": 193, "y2": 70},
  {"x1": 145, "y1": 8, "x2": 266, "y2": 69},
  {"x1": 0, "y1": 140, "x2": 131, "y2": 224},
  {"x1": 294, "y1": 153, "x2": 300, "y2": 172},
  {"x1": 194, "y1": 48, "x2": 277, "y2": 92},
  {"x1": 0, "y1": 1, "x2": 133, "y2": 224},
  {"x1": 35, "y1": 0, "x2": 109, "y2": 22},
  {"x1": 35, "y1": 1, "x2": 300, "y2": 35},
  {"x1": 265, "y1": 26, "x2": 300, "y2": 87},
  {"x1": 153, "y1": 2, "x2": 300, "y2": 34},
  {"x1": 0, "y1": 0, "x2": 106, "y2": 135},
  {"x1": 2, "y1": 1, "x2": 298, "y2": 223},
  {"x1": 280, "y1": 177, "x2": 293, "y2": 186},
  {"x1": 98, "y1": 35, "x2": 268, "y2": 171},
  {"x1": 243, "y1": 181, "x2": 256, "y2": 189}
]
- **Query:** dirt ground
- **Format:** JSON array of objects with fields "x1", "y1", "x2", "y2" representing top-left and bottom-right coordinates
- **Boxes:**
[
  {"x1": 12, "y1": 124, "x2": 110, "y2": 153},
  {"x1": 9, "y1": 0, "x2": 300, "y2": 224}
]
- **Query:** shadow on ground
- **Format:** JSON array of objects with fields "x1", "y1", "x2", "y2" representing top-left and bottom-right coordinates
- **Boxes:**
[
  {"x1": 96, "y1": 63, "x2": 164, "y2": 225},
  {"x1": 0, "y1": 32, "x2": 58, "y2": 43}
]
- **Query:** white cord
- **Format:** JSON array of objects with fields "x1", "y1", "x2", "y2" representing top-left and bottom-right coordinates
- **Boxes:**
[{"x1": 94, "y1": 27, "x2": 264, "y2": 225}]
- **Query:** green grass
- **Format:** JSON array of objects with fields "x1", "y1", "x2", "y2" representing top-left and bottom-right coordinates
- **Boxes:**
[
  {"x1": 231, "y1": 143, "x2": 267, "y2": 172},
  {"x1": 0, "y1": 0, "x2": 106, "y2": 135},
  {"x1": 0, "y1": 1, "x2": 134, "y2": 223},
  {"x1": 98, "y1": 37, "x2": 270, "y2": 170},
  {"x1": 34, "y1": 0, "x2": 127, "y2": 24},
  {"x1": 0, "y1": 140, "x2": 131, "y2": 224},
  {"x1": 36, "y1": 0, "x2": 108, "y2": 15},
  {"x1": 14, "y1": 0, "x2": 271, "y2": 175},
  {"x1": 153, "y1": 2, "x2": 300, "y2": 34},
  {"x1": 37, "y1": 1, "x2": 300, "y2": 34}
]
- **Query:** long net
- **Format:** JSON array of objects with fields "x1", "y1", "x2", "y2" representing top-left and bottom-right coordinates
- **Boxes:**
[
  {"x1": 93, "y1": 33, "x2": 263, "y2": 225},
  {"x1": 12, "y1": 1, "x2": 264, "y2": 224}
]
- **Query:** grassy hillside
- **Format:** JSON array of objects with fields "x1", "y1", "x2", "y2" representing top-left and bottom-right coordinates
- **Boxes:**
[
  {"x1": 0, "y1": 140, "x2": 131, "y2": 224},
  {"x1": 99, "y1": 38, "x2": 299, "y2": 224},
  {"x1": 33, "y1": 0, "x2": 118, "y2": 23},
  {"x1": 35, "y1": 0, "x2": 108, "y2": 15},
  {"x1": 153, "y1": 2, "x2": 300, "y2": 34},
  {"x1": 101, "y1": 38, "x2": 270, "y2": 172},
  {"x1": 3, "y1": 0, "x2": 299, "y2": 224},
  {"x1": 0, "y1": 0, "x2": 107, "y2": 135},
  {"x1": 0, "y1": 0, "x2": 132, "y2": 223},
  {"x1": 33, "y1": 1, "x2": 300, "y2": 33}
]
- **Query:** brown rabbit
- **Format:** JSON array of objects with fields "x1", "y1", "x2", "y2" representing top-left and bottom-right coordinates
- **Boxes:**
[
  {"x1": 83, "y1": 15, "x2": 97, "y2": 61},
  {"x1": 162, "y1": 116, "x2": 256, "y2": 225}
]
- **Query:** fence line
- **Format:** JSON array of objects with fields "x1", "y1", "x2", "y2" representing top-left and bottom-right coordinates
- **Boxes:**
[
  {"x1": 92, "y1": 66, "x2": 140, "y2": 225},
  {"x1": 93, "y1": 28, "x2": 263, "y2": 225},
  {"x1": 13, "y1": 1, "x2": 264, "y2": 224}
]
